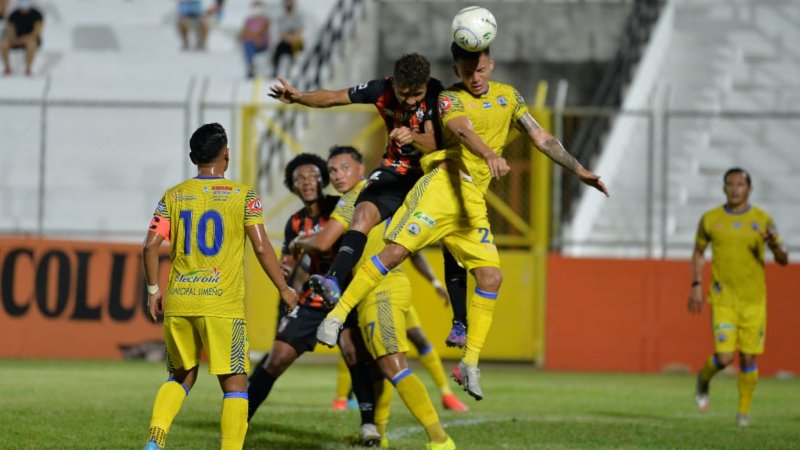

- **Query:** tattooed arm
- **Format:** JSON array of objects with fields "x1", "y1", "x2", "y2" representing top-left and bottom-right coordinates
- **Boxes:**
[{"x1": 517, "y1": 112, "x2": 609, "y2": 196}]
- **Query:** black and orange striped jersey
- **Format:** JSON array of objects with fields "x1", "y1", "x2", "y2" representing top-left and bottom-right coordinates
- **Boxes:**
[
  {"x1": 282, "y1": 195, "x2": 340, "y2": 309},
  {"x1": 348, "y1": 77, "x2": 444, "y2": 178}
]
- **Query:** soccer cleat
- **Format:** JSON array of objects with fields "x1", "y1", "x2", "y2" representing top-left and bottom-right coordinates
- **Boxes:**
[
  {"x1": 426, "y1": 436, "x2": 456, "y2": 450},
  {"x1": 309, "y1": 274, "x2": 342, "y2": 307},
  {"x1": 736, "y1": 413, "x2": 751, "y2": 427},
  {"x1": 442, "y1": 393, "x2": 469, "y2": 412},
  {"x1": 694, "y1": 373, "x2": 710, "y2": 412},
  {"x1": 143, "y1": 441, "x2": 163, "y2": 450},
  {"x1": 316, "y1": 316, "x2": 343, "y2": 347},
  {"x1": 445, "y1": 321, "x2": 467, "y2": 348},
  {"x1": 451, "y1": 361, "x2": 483, "y2": 401},
  {"x1": 360, "y1": 423, "x2": 381, "y2": 447},
  {"x1": 331, "y1": 397, "x2": 348, "y2": 411}
]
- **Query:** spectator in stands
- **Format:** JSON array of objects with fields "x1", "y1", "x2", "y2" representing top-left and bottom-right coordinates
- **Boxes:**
[
  {"x1": 238, "y1": 0, "x2": 270, "y2": 79},
  {"x1": 1, "y1": 0, "x2": 43, "y2": 76},
  {"x1": 272, "y1": 0, "x2": 303, "y2": 77},
  {"x1": 177, "y1": 0, "x2": 223, "y2": 51},
  {"x1": 0, "y1": 0, "x2": 8, "y2": 44}
]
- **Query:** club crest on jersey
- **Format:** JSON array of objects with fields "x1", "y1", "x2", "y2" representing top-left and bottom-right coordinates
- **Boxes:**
[
  {"x1": 439, "y1": 98, "x2": 452, "y2": 114},
  {"x1": 415, "y1": 108, "x2": 425, "y2": 120},
  {"x1": 482, "y1": 101, "x2": 492, "y2": 109},
  {"x1": 247, "y1": 198, "x2": 263, "y2": 214},
  {"x1": 716, "y1": 333, "x2": 727, "y2": 343},
  {"x1": 497, "y1": 96, "x2": 508, "y2": 106},
  {"x1": 751, "y1": 222, "x2": 760, "y2": 231},
  {"x1": 406, "y1": 223, "x2": 421, "y2": 236},
  {"x1": 732, "y1": 221, "x2": 742, "y2": 229}
]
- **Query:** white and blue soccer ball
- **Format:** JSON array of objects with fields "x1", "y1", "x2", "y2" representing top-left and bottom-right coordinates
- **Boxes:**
[{"x1": 451, "y1": 6, "x2": 497, "y2": 52}]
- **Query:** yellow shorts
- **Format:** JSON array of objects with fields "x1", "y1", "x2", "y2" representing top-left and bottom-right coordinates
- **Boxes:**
[
  {"x1": 163, "y1": 316, "x2": 250, "y2": 375},
  {"x1": 358, "y1": 273, "x2": 412, "y2": 359},
  {"x1": 710, "y1": 302, "x2": 766, "y2": 355},
  {"x1": 386, "y1": 167, "x2": 500, "y2": 271}
]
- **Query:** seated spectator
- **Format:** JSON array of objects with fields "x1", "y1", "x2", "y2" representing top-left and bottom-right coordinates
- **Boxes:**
[
  {"x1": 239, "y1": 0, "x2": 269, "y2": 79},
  {"x1": 0, "y1": 0, "x2": 8, "y2": 42},
  {"x1": 272, "y1": 0, "x2": 303, "y2": 77},
  {"x1": 1, "y1": 0, "x2": 43, "y2": 76},
  {"x1": 177, "y1": 0, "x2": 223, "y2": 51}
]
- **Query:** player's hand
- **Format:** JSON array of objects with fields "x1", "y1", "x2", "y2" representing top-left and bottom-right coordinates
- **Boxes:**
[
  {"x1": 687, "y1": 287, "x2": 704, "y2": 315},
  {"x1": 484, "y1": 152, "x2": 510, "y2": 179},
  {"x1": 433, "y1": 281, "x2": 450, "y2": 307},
  {"x1": 280, "y1": 285, "x2": 299, "y2": 311},
  {"x1": 389, "y1": 127, "x2": 414, "y2": 146},
  {"x1": 269, "y1": 77, "x2": 300, "y2": 104},
  {"x1": 577, "y1": 168, "x2": 609, "y2": 197},
  {"x1": 147, "y1": 291, "x2": 163, "y2": 323}
]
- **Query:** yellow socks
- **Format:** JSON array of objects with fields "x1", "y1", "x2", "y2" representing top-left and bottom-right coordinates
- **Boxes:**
[
  {"x1": 328, "y1": 256, "x2": 387, "y2": 322},
  {"x1": 738, "y1": 364, "x2": 758, "y2": 415},
  {"x1": 418, "y1": 344, "x2": 451, "y2": 395},
  {"x1": 463, "y1": 289, "x2": 498, "y2": 366},
  {"x1": 699, "y1": 355, "x2": 724, "y2": 383},
  {"x1": 147, "y1": 380, "x2": 189, "y2": 447},
  {"x1": 220, "y1": 392, "x2": 248, "y2": 450},
  {"x1": 335, "y1": 357, "x2": 352, "y2": 400},
  {"x1": 391, "y1": 368, "x2": 447, "y2": 443},
  {"x1": 375, "y1": 379, "x2": 393, "y2": 436}
]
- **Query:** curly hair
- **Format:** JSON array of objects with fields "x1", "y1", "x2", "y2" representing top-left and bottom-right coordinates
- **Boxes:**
[
  {"x1": 283, "y1": 153, "x2": 329, "y2": 191},
  {"x1": 393, "y1": 53, "x2": 430, "y2": 89}
]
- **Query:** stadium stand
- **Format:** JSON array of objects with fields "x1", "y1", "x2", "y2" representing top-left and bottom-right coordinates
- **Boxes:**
[{"x1": 565, "y1": 0, "x2": 800, "y2": 258}]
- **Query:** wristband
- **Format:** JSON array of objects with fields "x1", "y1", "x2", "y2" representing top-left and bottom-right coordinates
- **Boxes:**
[
  {"x1": 691, "y1": 281, "x2": 701, "y2": 288},
  {"x1": 147, "y1": 284, "x2": 160, "y2": 295},
  {"x1": 432, "y1": 279, "x2": 443, "y2": 290}
]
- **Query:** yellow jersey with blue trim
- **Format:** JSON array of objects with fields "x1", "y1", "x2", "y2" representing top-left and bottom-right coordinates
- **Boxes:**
[
  {"x1": 423, "y1": 80, "x2": 528, "y2": 194},
  {"x1": 330, "y1": 179, "x2": 367, "y2": 228},
  {"x1": 696, "y1": 204, "x2": 782, "y2": 304},
  {"x1": 152, "y1": 176, "x2": 264, "y2": 319}
]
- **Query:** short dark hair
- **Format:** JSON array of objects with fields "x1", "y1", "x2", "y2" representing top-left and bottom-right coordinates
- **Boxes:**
[
  {"x1": 393, "y1": 53, "x2": 430, "y2": 89},
  {"x1": 283, "y1": 153, "x2": 329, "y2": 191},
  {"x1": 450, "y1": 41, "x2": 490, "y2": 62},
  {"x1": 189, "y1": 123, "x2": 227, "y2": 164},
  {"x1": 724, "y1": 167, "x2": 751, "y2": 186},
  {"x1": 328, "y1": 145, "x2": 363, "y2": 163}
]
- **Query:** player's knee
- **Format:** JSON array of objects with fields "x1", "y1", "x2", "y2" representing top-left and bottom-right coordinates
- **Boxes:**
[
  {"x1": 715, "y1": 352, "x2": 735, "y2": 367},
  {"x1": 266, "y1": 352, "x2": 294, "y2": 376},
  {"x1": 475, "y1": 268, "x2": 503, "y2": 292},
  {"x1": 380, "y1": 244, "x2": 408, "y2": 269}
]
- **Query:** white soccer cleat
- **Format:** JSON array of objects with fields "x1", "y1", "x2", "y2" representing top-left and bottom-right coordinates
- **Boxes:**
[
  {"x1": 316, "y1": 316, "x2": 343, "y2": 347},
  {"x1": 694, "y1": 373, "x2": 710, "y2": 412},
  {"x1": 360, "y1": 423, "x2": 381, "y2": 447},
  {"x1": 736, "y1": 413, "x2": 751, "y2": 427},
  {"x1": 451, "y1": 361, "x2": 483, "y2": 401}
]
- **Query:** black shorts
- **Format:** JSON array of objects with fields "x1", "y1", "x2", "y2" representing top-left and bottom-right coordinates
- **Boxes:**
[
  {"x1": 275, "y1": 306, "x2": 360, "y2": 355},
  {"x1": 356, "y1": 168, "x2": 421, "y2": 221}
]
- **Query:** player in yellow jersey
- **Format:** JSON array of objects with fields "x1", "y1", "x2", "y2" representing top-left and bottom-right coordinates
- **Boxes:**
[
  {"x1": 292, "y1": 147, "x2": 456, "y2": 449},
  {"x1": 141, "y1": 123, "x2": 297, "y2": 450},
  {"x1": 688, "y1": 168, "x2": 788, "y2": 427},
  {"x1": 317, "y1": 43, "x2": 609, "y2": 401}
]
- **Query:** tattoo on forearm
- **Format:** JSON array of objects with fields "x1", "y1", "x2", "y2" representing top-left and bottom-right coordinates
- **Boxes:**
[{"x1": 541, "y1": 138, "x2": 580, "y2": 172}]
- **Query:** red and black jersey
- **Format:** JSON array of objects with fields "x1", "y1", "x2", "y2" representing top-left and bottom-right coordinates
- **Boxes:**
[
  {"x1": 348, "y1": 77, "x2": 444, "y2": 178},
  {"x1": 282, "y1": 195, "x2": 340, "y2": 309}
]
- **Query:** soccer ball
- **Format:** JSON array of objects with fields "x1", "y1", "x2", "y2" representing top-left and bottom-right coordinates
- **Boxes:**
[{"x1": 451, "y1": 6, "x2": 497, "y2": 52}]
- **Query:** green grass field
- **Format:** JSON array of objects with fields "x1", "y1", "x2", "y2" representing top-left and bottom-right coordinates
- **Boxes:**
[{"x1": 1, "y1": 359, "x2": 798, "y2": 449}]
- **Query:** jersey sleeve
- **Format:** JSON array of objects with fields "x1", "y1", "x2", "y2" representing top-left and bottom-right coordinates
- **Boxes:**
[
  {"x1": 695, "y1": 214, "x2": 710, "y2": 248},
  {"x1": 149, "y1": 194, "x2": 171, "y2": 241},
  {"x1": 511, "y1": 87, "x2": 530, "y2": 122},
  {"x1": 282, "y1": 216, "x2": 297, "y2": 257},
  {"x1": 438, "y1": 90, "x2": 466, "y2": 126},
  {"x1": 766, "y1": 214, "x2": 783, "y2": 245},
  {"x1": 347, "y1": 79, "x2": 386, "y2": 104},
  {"x1": 330, "y1": 192, "x2": 356, "y2": 228},
  {"x1": 244, "y1": 188, "x2": 264, "y2": 226}
]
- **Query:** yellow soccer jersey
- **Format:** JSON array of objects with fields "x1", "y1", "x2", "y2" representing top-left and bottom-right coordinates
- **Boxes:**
[
  {"x1": 330, "y1": 179, "x2": 367, "y2": 228},
  {"x1": 152, "y1": 176, "x2": 263, "y2": 319},
  {"x1": 696, "y1": 204, "x2": 782, "y2": 304},
  {"x1": 423, "y1": 81, "x2": 528, "y2": 193}
]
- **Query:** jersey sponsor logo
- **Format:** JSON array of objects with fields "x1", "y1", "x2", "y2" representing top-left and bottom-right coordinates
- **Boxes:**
[
  {"x1": 174, "y1": 267, "x2": 222, "y2": 284},
  {"x1": 497, "y1": 96, "x2": 508, "y2": 106},
  {"x1": 482, "y1": 101, "x2": 492, "y2": 109},
  {"x1": 712, "y1": 281, "x2": 722, "y2": 293},
  {"x1": 369, "y1": 171, "x2": 382, "y2": 180},
  {"x1": 247, "y1": 197, "x2": 263, "y2": 214},
  {"x1": 171, "y1": 192, "x2": 197, "y2": 202},
  {"x1": 412, "y1": 211, "x2": 436, "y2": 227},
  {"x1": 439, "y1": 98, "x2": 452, "y2": 114},
  {"x1": 350, "y1": 83, "x2": 368, "y2": 94},
  {"x1": 167, "y1": 286, "x2": 224, "y2": 296},
  {"x1": 732, "y1": 221, "x2": 742, "y2": 229},
  {"x1": 406, "y1": 222, "x2": 421, "y2": 236}
]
